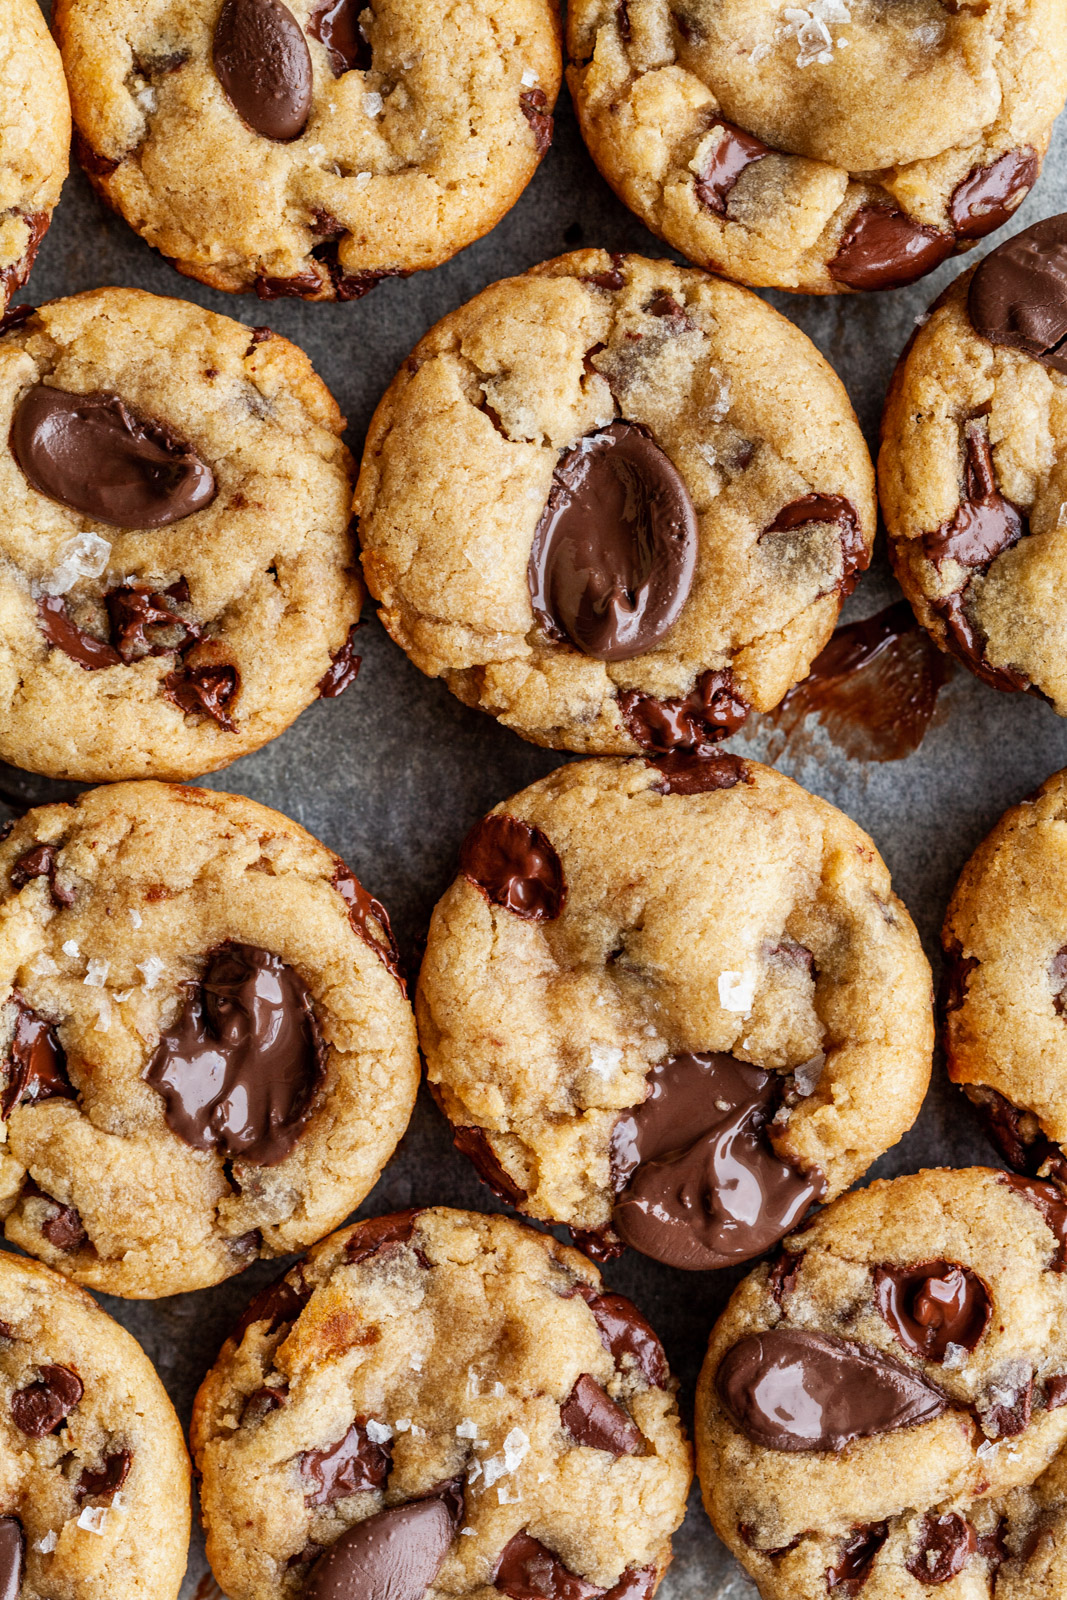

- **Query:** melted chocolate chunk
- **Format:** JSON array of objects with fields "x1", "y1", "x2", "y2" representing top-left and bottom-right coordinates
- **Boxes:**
[
  {"x1": 241, "y1": 1383, "x2": 288, "y2": 1424},
  {"x1": 11, "y1": 1364, "x2": 83, "y2": 1436},
  {"x1": 106, "y1": 584, "x2": 198, "y2": 663},
  {"x1": 923, "y1": 425, "x2": 1026, "y2": 571},
  {"x1": 561, "y1": 1374, "x2": 641, "y2": 1455},
  {"x1": 304, "y1": 1494, "x2": 457, "y2": 1600},
  {"x1": 37, "y1": 596, "x2": 121, "y2": 671},
  {"x1": 768, "y1": 1248, "x2": 803, "y2": 1306},
  {"x1": 255, "y1": 269, "x2": 323, "y2": 299},
  {"x1": 644, "y1": 750, "x2": 750, "y2": 794},
  {"x1": 0, "y1": 1518, "x2": 22, "y2": 1600},
  {"x1": 162, "y1": 658, "x2": 240, "y2": 730},
  {"x1": 232, "y1": 1267, "x2": 312, "y2": 1343},
  {"x1": 309, "y1": 0, "x2": 372, "y2": 74},
  {"x1": 332, "y1": 863, "x2": 406, "y2": 989},
  {"x1": 975, "y1": 1522, "x2": 1009, "y2": 1572},
  {"x1": 826, "y1": 1524, "x2": 888, "y2": 1596},
  {"x1": 13, "y1": 386, "x2": 215, "y2": 528},
  {"x1": 716, "y1": 1329, "x2": 948, "y2": 1451},
  {"x1": 979, "y1": 1373, "x2": 1033, "y2": 1440},
  {"x1": 10, "y1": 842, "x2": 75, "y2": 908},
  {"x1": 213, "y1": 0, "x2": 313, "y2": 141},
  {"x1": 567, "y1": 1284, "x2": 668, "y2": 1388},
  {"x1": 318, "y1": 624, "x2": 362, "y2": 698},
  {"x1": 495, "y1": 1532, "x2": 603, "y2": 1600},
  {"x1": 529, "y1": 423, "x2": 698, "y2": 662},
  {"x1": 874, "y1": 1260, "x2": 991, "y2": 1361},
  {"x1": 77, "y1": 1449, "x2": 132, "y2": 1501},
  {"x1": 999, "y1": 1173, "x2": 1067, "y2": 1270},
  {"x1": 966, "y1": 1085, "x2": 1067, "y2": 1182},
  {"x1": 930, "y1": 590, "x2": 1029, "y2": 695},
  {"x1": 0, "y1": 304, "x2": 36, "y2": 337},
  {"x1": 520, "y1": 89, "x2": 553, "y2": 158},
  {"x1": 604, "y1": 1570, "x2": 656, "y2": 1600},
  {"x1": 0, "y1": 214, "x2": 47, "y2": 306},
  {"x1": 695, "y1": 120, "x2": 771, "y2": 214},
  {"x1": 762, "y1": 493, "x2": 867, "y2": 598},
  {"x1": 611, "y1": 1053, "x2": 825, "y2": 1270},
  {"x1": 950, "y1": 148, "x2": 1038, "y2": 241},
  {"x1": 460, "y1": 813, "x2": 565, "y2": 921},
  {"x1": 968, "y1": 213, "x2": 1067, "y2": 374},
  {"x1": 828, "y1": 207, "x2": 953, "y2": 292},
  {"x1": 904, "y1": 1512, "x2": 976, "y2": 1586},
  {"x1": 583, "y1": 255, "x2": 626, "y2": 291},
  {"x1": 301, "y1": 1418, "x2": 391, "y2": 1505},
  {"x1": 1046, "y1": 1373, "x2": 1067, "y2": 1410},
  {"x1": 452, "y1": 1124, "x2": 528, "y2": 1207},
  {"x1": 2, "y1": 998, "x2": 73, "y2": 1118},
  {"x1": 345, "y1": 1209, "x2": 424, "y2": 1265},
  {"x1": 144, "y1": 942, "x2": 326, "y2": 1166},
  {"x1": 619, "y1": 668, "x2": 748, "y2": 752},
  {"x1": 568, "y1": 1223, "x2": 625, "y2": 1263},
  {"x1": 27, "y1": 1181, "x2": 88, "y2": 1252},
  {"x1": 941, "y1": 941, "x2": 978, "y2": 1016}
]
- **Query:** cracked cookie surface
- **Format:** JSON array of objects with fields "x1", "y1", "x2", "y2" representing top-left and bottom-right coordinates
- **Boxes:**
[
  {"x1": 567, "y1": 0, "x2": 1067, "y2": 294},
  {"x1": 356, "y1": 251, "x2": 875, "y2": 755},
  {"x1": 0, "y1": 0, "x2": 69, "y2": 311},
  {"x1": 192, "y1": 1206, "x2": 691, "y2": 1600},
  {"x1": 0, "y1": 780, "x2": 419, "y2": 1298},
  {"x1": 696, "y1": 1167, "x2": 1067, "y2": 1600},
  {"x1": 0, "y1": 289, "x2": 361, "y2": 782},
  {"x1": 0, "y1": 1249, "x2": 190, "y2": 1600},
  {"x1": 417, "y1": 754, "x2": 932, "y2": 1265},
  {"x1": 54, "y1": 0, "x2": 561, "y2": 298}
]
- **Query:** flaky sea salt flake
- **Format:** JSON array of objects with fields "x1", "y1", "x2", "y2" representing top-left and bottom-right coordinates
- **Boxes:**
[
  {"x1": 84, "y1": 958, "x2": 109, "y2": 987},
  {"x1": 41, "y1": 532, "x2": 111, "y2": 596},
  {"x1": 365, "y1": 1419, "x2": 393, "y2": 1443},
  {"x1": 77, "y1": 1506, "x2": 109, "y2": 1535},
  {"x1": 137, "y1": 956, "x2": 164, "y2": 990},
  {"x1": 718, "y1": 969, "x2": 756, "y2": 1013}
]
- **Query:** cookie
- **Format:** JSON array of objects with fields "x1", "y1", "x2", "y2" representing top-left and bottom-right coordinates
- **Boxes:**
[
  {"x1": 881, "y1": 214, "x2": 1067, "y2": 707},
  {"x1": 0, "y1": 0, "x2": 70, "y2": 311},
  {"x1": 53, "y1": 0, "x2": 562, "y2": 299},
  {"x1": 0, "y1": 780, "x2": 419, "y2": 1298},
  {"x1": 0, "y1": 1248, "x2": 190, "y2": 1599},
  {"x1": 567, "y1": 0, "x2": 1067, "y2": 294},
  {"x1": 0, "y1": 288, "x2": 361, "y2": 782},
  {"x1": 356, "y1": 250, "x2": 876, "y2": 755},
  {"x1": 191, "y1": 1206, "x2": 691, "y2": 1600},
  {"x1": 694, "y1": 1166, "x2": 1067, "y2": 1600},
  {"x1": 417, "y1": 753, "x2": 933, "y2": 1268}
]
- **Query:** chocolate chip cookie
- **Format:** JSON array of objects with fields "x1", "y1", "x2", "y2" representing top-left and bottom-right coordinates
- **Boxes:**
[
  {"x1": 417, "y1": 754, "x2": 933, "y2": 1268},
  {"x1": 567, "y1": 0, "x2": 1067, "y2": 294},
  {"x1": 54, "y1": 0, "x2": 562, "y2": 299},
  {"x1": 0, "y1": 288, "x2": 361, "y2": 782},
  {"x1": 695, "y1": 1166, "x2": 1067, "y2": 1600},
  {"x1": 0, "y1": 1248, "x2": 190, "y2": 1599},
  {"x1": 881, "y1": 214, "x2": 1067, "y2": 705},
  {"x1": 356, "y1": 251, "x2": 876, "y2": 754},
  {"x1": 192, "y1": 1206, "x2": 691, "y2": 1600},
  {"x1": 0, "y1": 0, "x2": 69, "y2": 311},
  {"x1": 0, "y1": 780, "x2": 419, "y2": 1298}
]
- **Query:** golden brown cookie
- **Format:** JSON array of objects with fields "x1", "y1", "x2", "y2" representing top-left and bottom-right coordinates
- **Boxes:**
[{"x1": 0, "y1": 0, "x2": 69, "y2": 309}]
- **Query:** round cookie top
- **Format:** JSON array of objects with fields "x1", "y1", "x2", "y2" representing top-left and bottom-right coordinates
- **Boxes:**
[
  {"x1": 356, "y1": 251, "x2": 875, "y2": 755},
  {"x1": 0, "y1": 288, "x2": 361, "y2": 782},
  {"x1": 0, "y1": 780, "x2": 419, "y2": 1298},
  {"x1": 0, "y1": 1249, "x2": 190, "y2": 1600},
  {"x1": 0, "y1": 0, "x2": 70, "y2": 309},
  {"x1": 880, "y1": 214, "x2": 1067, "y2": 709},
  {"x1": 53, "y1": 0, "x2": 562, "y2": 298},
  {"x1": 567, "y1": 0, "x2": 1067, "y2": 293},
  {"x1": 943, "y1": 766, "x2": 1067, "y2": 1182},
  {"x1": 417, "y1": 754, "x2": 933, "y2": 1268},
  {"x1": 192, "y1": 1206, "x2": 692, "y2": 1600},
  {"x1": 695, "y1": 1167, "x2": 1067, "y2": 1600}
]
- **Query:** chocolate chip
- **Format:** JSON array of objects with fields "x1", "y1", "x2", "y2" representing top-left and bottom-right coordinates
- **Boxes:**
[
  {"x1": 999, "y1": 1173, "x2": 1067, "y2": 1269},
  {"x1": 828, "y1": 207, "x2": 954, "y2": 292},
  {"x1": 452, "y1": 1124, "x2": 528, "y2": 1207},
  {"x1": 644, "y1": 292, "x2": 692, "y2": 325},
  {"x1": 11, "y1": 1364, "x2": 83, "y2": 1436},
  {"x1": 345, "y1": 1209, "x2": 425, "y2": 1265},
  {"x1": 767, "y1": 1248, "x2": 803, "y2": 1307},
  {"x1": 2, "y1": 998, "x2": 74, "y2": 1118},
  {"x1": 567, "y1": 1284, "x2": 668, "y2": 1388},
  {"x1": 975, "y1": 1522, "x2": 1009, "y2": 1572},
  {"x1": 301, "y1": 1418, "x2": 391, "y2": 1505},
  {"x1": 716, "y1": 1329, "x2": 948, "y2": 1451},
  {"x1": 695, "y1": 120, "x2": 772, "y2": 214},
  {"x1": 761, "y1": 494, "x2": 867, "y2": 598},
  {"x1": 10, "y1": 843, "x2": 75, "y2": 906},
  {"x1": 317, "y1": 624, "x2": 362, "y2": 698},
  {"x1": 978, "y1": 1373, "x2": 1033, "y2": 1440},
  {"x1": 643, "y1": 750, "x2": 750, "y2": 795},
  {"x1": 1047, "y1": 1373, "x2": 1067, "y2": 1410},
  {"x1": 76, "y1": 1449, "x2": 132, "y2": 1501},
  {"x1": 304, "y1": 1494, "x2": 456, "y2": 1600},
  {"x1": 941, "y1": 939, "x2": 978, "y2": 1016},
  {"x1": 611, "y1": 1053, "x2": 825, "y2": 1270},
  {"x1": 923, "y1": 424, "x2": 1026, "y2": 571},
  {"x1": 529, "y1": 423, "x2": 698, "y2": 662},
  {"x1": 105, "y1": 585, "x2": 199, "y2": 664},
  {"x1": 619, "y1": 668, "x2": 748, "y2": 752},
  {"x1": 874, "y1": 1260, "x2": 992, "y2": 1361},
  {"x1": 37, "y1": 596, "x2": 121, "y2": 671},
  {"x1": 162, "y1": 657, "x2": 240, "y2": 730},
  {"x1": 308, "y1": 0, "x2": 372, "y2": 74},
  {"x1": 213, "y1": 0, "x2": 313, "y2": 142},
  {"x1": 561, "y1": 1374, "x2": 641, "y2": 1455},
  {"x1": 231, "y1": 1267, "x2": 312, "y2": 1343},
  {"x1": 0, "y1": 1518, "x2": 22, "y2": 1600},
  {"x1": 495, "y1": 1532, "x2": 603, "y2": 1600},
  {"x1": 826, "y1": 1524, "x2": 888, "y2": 1596},
  {"x1": 332, "y1": 863, "x2": 406, "y2": 990},
  {"x1": 73, "y1": 131, "x2": 120, "y2": 178},
  {"x1": 930, "y1": 590, "x2": 1029, "y2": 695},
  {"x1": 520, "y1": 89, "x2": 553, "y2": 158},
  {"x1": 241, "y1": 1383, "x2": 288, "y2": 1424},
  {"x1": 38, "y1": 1194, "x2": 88, "y2": 1253},
  {"x1": 0, "y1": 304, "x2": 36, "y2": 337},
  {"x1": 582, "y1": 255, "x2": 625, "y2": 291},
  {"x1": 968, "y1": 213, "x2": 1067, "y2": 374},
  {"x1": 12, "y1": 386, "x2": 216, "y2": 528},
  {"x1": 1050, "y1": 946, "x2": 1067, "y2": 1017},
  {"x1": 144, "y1": 942, "x2": 326, "y2": 1166},
  {"x1": 0, "y1": 214, "x2": 47, "y2": 306},
  {"x1": 949, "y1": 148, "x2": 1038, "y2": 241},
  {"x1": 459, "y1": 813, "x2": 566, "y2": 922}
]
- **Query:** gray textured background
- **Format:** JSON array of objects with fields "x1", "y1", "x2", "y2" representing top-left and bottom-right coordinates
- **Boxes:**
[{"x1": 5, "y1": 13, "x2": 1067, "y2": 1593}]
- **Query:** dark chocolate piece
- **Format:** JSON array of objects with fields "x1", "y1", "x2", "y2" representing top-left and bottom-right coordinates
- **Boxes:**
[
  {"x1": 941, "y1": 940, "x2": 978, "y2": 1015},
  {"x1": 494, "y1": 1532, "x2": 603, "y2": 1600},
  {"x1": 345, "y1": 1209, "x2": 424, "y2": 1265},
  {"x1": 520, "y1": 89, "x2": 553, "y2": 158},
  {"x1": 874, "y1": 1260, "x2": 991, "y2": 1361},
  {"x1": 619, "y1": 668, "x2": 748, "y2": 752},
  {"x1": 2, "y1": 998, "x2": 73, "y2": 1118},
  {"x1": 978, "y1": 1373, "x2": 1033, "y2": 1439},
  {"x1": 241, "y1": 1383, "x2": 288, "y2": 1424},
  {"x1": 1046, "y1": 1373, "x2": 1067, "y2": 1410},
  {"x1": 304, "y1": 1494, "x2": 456, "y2": 1600},
  {"x1": 232, "y1": 1267, "x2": 312, "y2": 1343},
  {"x1": 968, "y1": 212, "x2": 1067, "y2": 374},
  {"x1": 561, "y1": 1373, "x2": 641, "y2": 1455},
  {"x1": 452, "y1": 1124, "x2": 528, "y2": 1207},
  {"x1": 762, "y1": 493, "x2": 867, "y2": 598},
  {"x1": 332, "y1": 863, "x2": 406, "y2": 989},
  {"x1": 0, "y1": 304, "x2": 36, "y2": 336},
  {"x1": 76, "y1": 1449, "x2": 132, "y2": 1501},
  {"x1": 213, "y1": 0, "x2": 313, "y2": 141},
  {"x1": 695, "y1": 120, "x2": 771, "y2": 213},
  {"x1": 162, "y1": 658, "x2": 240, "y2": 730},
  {"x1": 922, "y1": 425, "x2": 1026, "y2": 571},
  {"x1": 37, "y1": 596, "x2": 121, "y2": 672},
  {"x1": 29, "y1": 1182, "x2": 88, "y2": 1252},
  {"x1": 460, "y1": 813, "x2": 565, "y2": 921},
  {"x1": 828, "y1": 207, "x2": 953, "y2": 292},
  {"x1": 826, "y1": 1524, "x2": 888, "y2": 1596},
  {"x1": 929, "y1": 590, "x2": 1029, "y2": 695},
  {"x1": 643, "y1": 750, "x2": 750, "y2": 795},
  {"x1": 0, "y1": 1518, "x2": 22, "y2": 1600},
  {"x1": 582, "y1": 255, "x2": 625, "y2": 292},
  {"x1": 317, "y1": 624, "x2": 362, "y2": 698},
  {"x1": 567, "y1": 1284, "x2": 668, "y2": 1388},
  {"x1": 0, "y1": 214, "x2": 47, "y2": 306},
  {"x1": 10, "y1": 842, "x2": 75, "y2": 905},
  {"x1": 963, "y1": 1084, "x2": 1067, "y2": 1181},
  {"x1": 568, "y1": 1223, "x2": 625, "y2": 1263},
  {"x1": 301, "y1": 1419, "x2": 391, "y2": 1505},
  {"x1": 11, "y1": 1363, "x2": 83, "y2": 1436},
  {"x1": 105, "y1": 585, "x2": 198, "y2": 663},
  {"x1": 767, "y1": 1249, "x2": 803, "y2": 1307},
  {"x1": 308, "y1": 0, "x2": 372, "y2": 74},
  {"x1": 905, "y1": 1512, "x2": 976, "y2": 1585},
  {"x1": 999, "y1": 1172, "x2": 1067, "y2": 1270},
  {"x1": 950, "y1": 148, "x2": 1038, "y2": 241}
]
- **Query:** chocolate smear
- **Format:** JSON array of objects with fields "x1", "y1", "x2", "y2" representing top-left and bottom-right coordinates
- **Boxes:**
[
  {"x1": 37, "y1": 596, "x2": 121, "y2": 672},
  {"x1": 761, "y1": 493, "x2": 867, "y2": 598},
  {"x1": 11, "y1": 1364, "x2": 83, "y2": 1436},
  {"x1": 301, "y1": 1418, "x2": 391, "y2": 1505},
  {"x1": 529, "y1": 423, "x2": 698, "y2": 662},
  {"x1": 213, "y1": 0, "x2": 313, "y2": 141},
  {"x1": 2, "y1": 999, "x2": 73, "y2": 1118},
  {"x1": 332, "y1": 863, "x2": 405, "y2": 989},
  {"x1": 603, "y1": 1570, "x2": 656, "y2": 1600},
  {"x1": 13, "y1": 386, "x2": 215, "y2": 527},
  {"x1": 460, "y1": 813, "x2": 565, "y2": 921},
  {"x1": 77, "y1": 1449, "x2": 132, "y2": 1502},
  {"x1": 826, "y1": 1524, "x2": 888, "y2": 1596},
  {"x1": 10, "y1": 843, "x2": 75, "y2": 905},
  {"x1": 452, "y1": 1124, "x2": 528, "y2": 1207},
  {"x1": 829, "y1": 207, "x2": 953, "y2": 292},
  {"x1": 162, "y1": 657, "x2": 240, "y2": 730},
  {"x1": 495, "y1": 1532, "x2": 603, "y2": 1600},
  {"x1": 304, "y1": 1494, "x2": 456, "y2": 1600},
  {"x1": 318, "y1": 624, "x2": 362, "y2": 698},
  {"x1": 0, "y1": 1519, "x2": 22, "y2": 1600},
  {"x1": 968, "y1": 213, "x2": 1067, "y2": 374},
  {"x1": 695, "y1": 121, "x2": 771, "y2": 214},
  {"x1": 568, "y1": 1223, "x2": 625, "y2": 1263},
  {"x1": 619, "y1": 668, "x2": 748, "y2": 752},
  {"x1": 567, "y1": 1284, "x2": 669, "y2": 1388},
  {"x1": 716, "y1": 1329, "x2": 948, "y2": 1451},
  {"x1": 923, "y1": 425, "x2": 1026, "y2": 572},
  {"x1": 309, "y1": 0, "x2": 372, "y2": 74},
  {"x1": 144, "y1": 942, "x2": 326, "y2": 1166},
  {"x1": 905, "y1": 1512, "x2": 976, "y2": 1585},
  {"x1": 561, "y1": 1374, "x2": 641, "y2": 1455},
  {"x1": 611, "y1": 1053, "x2": 825, "y2": 1270},
  {"x1": 345, "y1": 1209, "x2": 424, "y2": 1266},
  {"x1": 232, "y1": 1267, "x2": 312, "y2": 1343},
  {"x1": 874, "y1": 1260, "x2": 991, "y2": 1361},
  {"x1": 520, "y1": 89, "x2": 553, "y2": 159},
  {"x1": 999, "y1": 1173, "x2": 1067, "y2": 1270},
  {"x1": 950, "y1": 148, "x2": 1038, "y2": 241}
]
